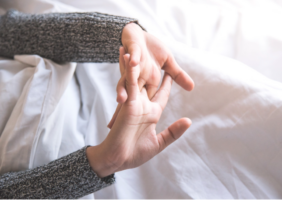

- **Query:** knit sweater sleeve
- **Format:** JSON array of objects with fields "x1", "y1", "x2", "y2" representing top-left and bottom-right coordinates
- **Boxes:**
[
  {"x1": 0, "y1": 9, "x2": 144, "y2": 63},
  {"x1": 0, "y1": 146, "x2": 115, "y2": 199}
]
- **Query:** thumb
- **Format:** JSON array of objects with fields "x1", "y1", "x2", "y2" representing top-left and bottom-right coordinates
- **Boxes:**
[
  {"x1": 157, "y1": 118, "x2": 192, "y2": 152},
  {"x1": 163, "y1": 54, "x2": 194, "y2": 91}
]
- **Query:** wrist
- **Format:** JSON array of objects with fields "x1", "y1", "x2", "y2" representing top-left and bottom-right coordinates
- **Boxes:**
[{"x1": 86, "y1": 145, "x2": 116, "y2": 178}]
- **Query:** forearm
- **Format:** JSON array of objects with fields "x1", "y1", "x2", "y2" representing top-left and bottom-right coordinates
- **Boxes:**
[
  {"x1": 0, "y1": 147, "x2": 115, "y2": 199},
  {"x1": 0, "y1": 10, "x2": 143, "y2": 63}
]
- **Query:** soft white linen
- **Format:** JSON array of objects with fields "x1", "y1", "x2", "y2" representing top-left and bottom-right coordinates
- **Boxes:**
[
  {"x1": 2, "y1": 0, "x2": 282, "y2": 82},
  {"x1": 0, "y1": 0, "x2": 282, "y2": 198}
]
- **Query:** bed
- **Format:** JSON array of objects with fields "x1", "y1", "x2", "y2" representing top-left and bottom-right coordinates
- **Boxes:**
[{"x1": 0, "y1": 0, "x2": 282, "y2": 198}]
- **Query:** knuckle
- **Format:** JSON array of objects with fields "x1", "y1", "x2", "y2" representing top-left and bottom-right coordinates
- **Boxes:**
[{"x1": 168, "y1": 128, "x2": 176, "y2": 140}]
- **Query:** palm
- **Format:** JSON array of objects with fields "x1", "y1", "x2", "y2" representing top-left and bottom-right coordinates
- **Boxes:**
[
  {"x1": 103, "y1": 54, "x2": 180, "y2": 172},
  {"x1": 135, "y1": 34, "x2": 168, "y2": 98},
  {"x1": 95, "y1": 54, "x2": 191, "y2": 178},
  {"x1": 119, "y1": 89, "x2": 163, "y2": 169}
]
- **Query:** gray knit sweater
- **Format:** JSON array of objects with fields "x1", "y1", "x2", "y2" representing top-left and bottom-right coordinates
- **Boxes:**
[
  {"x1": 0, "y1": 147, "x2": 115, "y2": 199},
  {"x1": 0, "y1": 9, "x2": 142, "y2": 62},
  {"x1": 0, "y1": 10, "x2": 142, "y2": 198}
]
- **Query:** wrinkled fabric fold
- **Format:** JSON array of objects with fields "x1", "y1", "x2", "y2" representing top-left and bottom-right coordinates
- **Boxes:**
[{"x1": 0, "y1": 0, "x2": 282, "y2": 199}]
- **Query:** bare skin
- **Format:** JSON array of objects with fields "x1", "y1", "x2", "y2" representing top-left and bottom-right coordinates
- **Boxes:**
[
  {"x1": 107, "y1": 23, "x2": 194, "y2": 129},
  {"x1": 86, "y1": 54, "x2": 191, "y2": 178}
]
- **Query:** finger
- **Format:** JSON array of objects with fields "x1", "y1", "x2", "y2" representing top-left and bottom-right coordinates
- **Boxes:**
[
  {"x1": 116, "y1": 74, "x2": 127, "y2": 103},
  {"x1": 107, "y1": 103, "x2": 122, "y2": 129},
  {"x1": 146, "y1": 84, "x2": 158, "y2": 100},
  {"x1": 157, "y1": 118, "x2": 192, "y2": 153},
  {"x1": 141, "y1": 86, "x2": 148, "y2": 97},
  {"x1": 137, "y1": 77, "x2": 146, "y2": 93},
  {"x1": 127, "y1": 43, "x2": 141, "y2": 67},
  {"x1": 163, "y1": 54, "x2": 194, "y2": 91},
  {"x1": 124, "y1": 54, "x2": 140, "y2": 101},
  {"x1": 119, "y1": 46, "x2": 126, "y2": 74},
  {"x1": 151, "y1": 73, "x2": 173, "y2": 110}
]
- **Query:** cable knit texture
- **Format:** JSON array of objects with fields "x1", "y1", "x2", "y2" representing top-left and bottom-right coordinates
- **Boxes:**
[
  {"x1": 0, "y1": 9, "x2": 142, "y2": 62},
  {"x1": 0, "y1": 147, "x2": 115, "y2": 199}
]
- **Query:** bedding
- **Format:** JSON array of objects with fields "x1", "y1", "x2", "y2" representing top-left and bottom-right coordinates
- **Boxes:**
[{"x1": 0, "y1": 0, "x2": 282, "y2": 198}]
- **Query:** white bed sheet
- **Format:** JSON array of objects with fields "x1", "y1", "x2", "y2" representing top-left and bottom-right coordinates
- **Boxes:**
[
  {"x1": 0, "y1": 0, "x2": 282, "y2": 198},
  {"x1": 4, "y1": 0, "x2": 280, "y2": 83}
]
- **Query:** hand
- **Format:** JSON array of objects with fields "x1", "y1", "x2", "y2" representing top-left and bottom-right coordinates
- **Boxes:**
[
  {"x1": 86, "y1": 54, "x2": 191, "y2": 178},
  {"x1": 107, "y1": 23, "x2": 194, "y2": 128}
]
